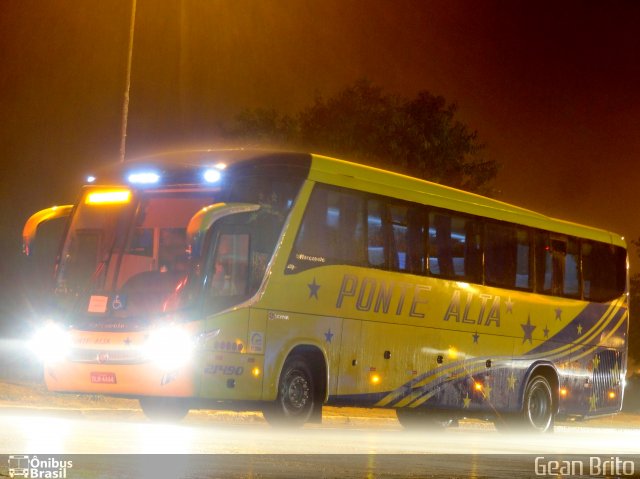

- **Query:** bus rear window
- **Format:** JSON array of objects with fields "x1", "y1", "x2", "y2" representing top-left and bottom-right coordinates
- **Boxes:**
[{"x1": 582, "y1": 241, "x2": 626, "y2": 302}]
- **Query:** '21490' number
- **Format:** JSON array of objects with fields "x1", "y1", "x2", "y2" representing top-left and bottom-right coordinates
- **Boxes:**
[{"x1": 205, "y1": 365, "x2": 244, "y2": 375}]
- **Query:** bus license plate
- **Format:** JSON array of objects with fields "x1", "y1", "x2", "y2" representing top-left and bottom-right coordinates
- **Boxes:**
[{"x1": 90, "y1": 372, "x2": 117, "y2": 384}]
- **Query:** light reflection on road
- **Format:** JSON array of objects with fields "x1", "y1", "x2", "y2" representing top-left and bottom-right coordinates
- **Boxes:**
[{"x1": 1, "y1": 412, "x2": 640, "y2": 455}]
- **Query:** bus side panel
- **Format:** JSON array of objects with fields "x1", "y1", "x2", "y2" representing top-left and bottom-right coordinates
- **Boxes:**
[
  {"x1": 198, "y1": 309, "x2": 260, "y2": 400},
  {"x1": 382, "y1": 326, "x2": 469, "y2": 411},
  {"x1": 336, "y1": 319, "x2": 363, "y2": 397},
  {"x1": 262, "y1": 254, "x2": 627, "y2": 417}
]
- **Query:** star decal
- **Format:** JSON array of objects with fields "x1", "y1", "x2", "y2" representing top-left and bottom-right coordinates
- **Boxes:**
[
  {"x1": 543, "y1": 325, "x2": 550, "y2": 338},
  {"x1": 507, "y1": 372, "x2": 517, "y2": 391},
  {"x1": 483, "y1": 384, "x2": 492, "y2": 400},
  {"x1": 324, "y1": 328, "x2": 334, "y2": 343},
  {"x1": 577, "y1": 324, "x2": 583, "y2": 335},
  {"x1": 123, "y1": 337, "x2": 132, "y2": 346},
  {"x1": 472, "y1": 331, "x2": 480, "y2": 343},
  {"x1": 592, "y1": 355, "x2": 600, "y2": 370},
  {"x1": 307, "y1": 278, "x2": 321, "y2": 299},
  {"x1": 555, "y1": 308, "x2": 562, "y2": 321},
  {"x1": 505, "y1": 297, "x2": 514, "y2": 314},
  {"x1": 589, "y1": 393, "x2": 597, "y2": 412},
  {"x1": 463, "y1": 393, "x2": 471, "y2": 409},
  {"x1": 521, "y1": 315, "x2": 536, "y2": 344}
]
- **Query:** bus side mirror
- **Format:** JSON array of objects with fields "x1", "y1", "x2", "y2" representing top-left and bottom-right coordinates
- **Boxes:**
[
  {"x1": 22, "y1": 205, "x2": 73, "y2": 256},
  {"x1": 186, "y1": 203, "x2": 260, "y2": 260}
]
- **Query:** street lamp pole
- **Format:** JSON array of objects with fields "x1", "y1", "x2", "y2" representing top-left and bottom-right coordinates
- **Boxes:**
[{"x1": 119, "y1": 0, "x2": 137, "y2": 163}]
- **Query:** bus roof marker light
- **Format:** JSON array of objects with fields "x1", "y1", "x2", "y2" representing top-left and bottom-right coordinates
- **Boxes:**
[
  {"x1": 86, "y1": 175, "x2": 96, "y2": 183},
  {"x1": 127, "y1": 172, "x2": 160, "y2": 185},
  {"x1": 85, "y1": 190, "x2": 131, "y2": 205},
  {"x1": 203, "y1": 168, "x2": 222, "y2": 183}
]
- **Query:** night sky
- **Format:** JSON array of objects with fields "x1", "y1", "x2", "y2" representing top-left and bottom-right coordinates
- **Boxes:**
[{"x1": 1, "y1": 1, "x2": 640, "y2": 330}]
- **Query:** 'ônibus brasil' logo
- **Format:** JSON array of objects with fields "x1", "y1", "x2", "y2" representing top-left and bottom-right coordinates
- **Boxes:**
[{"x1": 7, "y1": 455, "x2": 73, "y2": 478}]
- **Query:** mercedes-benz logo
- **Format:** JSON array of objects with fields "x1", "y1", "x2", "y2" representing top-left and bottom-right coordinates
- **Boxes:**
[{"x1": 96, "y1": 352, "x2": 110, "y2": 364}]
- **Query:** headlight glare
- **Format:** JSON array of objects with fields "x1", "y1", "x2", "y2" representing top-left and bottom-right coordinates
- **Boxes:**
[
  {"x1": 144, "y1": 325, "x2": 195, "y2": 371},
  {"x1": 29, "y1": 322, "x2": 71, "y2": 363}
]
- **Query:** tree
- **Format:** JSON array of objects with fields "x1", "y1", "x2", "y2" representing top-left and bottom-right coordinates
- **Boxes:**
[{"x1": 226, "y1": 80, "x2": 498, "y2": 194}]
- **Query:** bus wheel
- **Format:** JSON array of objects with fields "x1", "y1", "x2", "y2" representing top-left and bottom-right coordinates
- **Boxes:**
[
  {"x1": 396, "y1": 408, "x2": 454, "y2": 430},
  {"x1": 139, "y1": 397, "x2": 190, "y2": 422},
  {"x1": 496, "y1": 375, "x2": 554, "y2": 433},
  {"x1": 523, "y1": 375, "x2": 554, "y2": 432},
  {"x1": 263, "y1": 356, "x2": 314, "y2": 427}
]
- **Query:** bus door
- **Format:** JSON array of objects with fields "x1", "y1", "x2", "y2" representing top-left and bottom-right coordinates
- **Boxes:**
[
  {"x1": 198, "y1": 223, "x2": 253, "y2": 399},
  {"x1": 189, "y1": 204, "x2": 268, "y2": 401}
]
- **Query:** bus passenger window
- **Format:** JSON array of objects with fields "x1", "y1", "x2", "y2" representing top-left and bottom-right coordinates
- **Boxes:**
[
  {"x1": 404, "y1": 206, "x2": 427, "y2": 275},
  {"x1": 536, "y1": 233, "x2": 551, "y2": 294},
  {"x1": 367, "y1": 200, "x2": 385, "y2": 268},
  {"x1": 550, "y1": 238, "x2": 566, "y2": 296},
  {"x1": 536, "y1": 233, "x2": 572, "y2": 296},
  {"x1": 389, "y1": 204, "x2": 426, "y2": 274},
  {"x1": 564, "y1": 238, "x2": 580, "y2": 297},
  {"x1": 428, "y1": 212, "x2": 481, "y2": 283},
  {"x1": 428, "y1": 213, "x2": 452, "y2": 276},
  {"x1": 515, "y1": 229, "x2": 532, "y2": 289},
  {"x1": 365, "y1": 199, "x2": 425, "y2": 274},
  {"x1": 485, "y1": 222, "x2": 517, "y2": 288},
  {"x1": 485, "y1": 223, "x2": 532, "y2": 290},
  {"x1": 465, "y1": 220, "x2": 483, "y2": 282},
  {"x1": 288, "y1": 185, "x2": 365, "y2": 272}
]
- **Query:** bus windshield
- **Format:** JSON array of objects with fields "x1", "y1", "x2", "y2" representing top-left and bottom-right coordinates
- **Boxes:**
[
  {"x1": 54, "y1": 189, "x2": 217, "y2": 317},
  {"x1": 52, "y1": 169, "x2": 305, "y2": 321}
]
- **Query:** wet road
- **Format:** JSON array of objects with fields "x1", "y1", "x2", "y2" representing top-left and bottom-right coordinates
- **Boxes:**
[{"x1": 1, "y1": 408, "x2": 639, "y2": 478}]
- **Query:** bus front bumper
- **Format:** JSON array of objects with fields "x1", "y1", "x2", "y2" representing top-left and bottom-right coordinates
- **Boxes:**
[{"x1": 43, "y1": 359, "x2": 197, "y2": 397}]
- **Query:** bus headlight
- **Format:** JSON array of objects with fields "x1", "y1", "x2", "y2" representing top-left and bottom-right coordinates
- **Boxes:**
[
  {"x1": 29, "y1": 322, "x2": 71, "y2": 363},
  {"x1": 144, "y1": 325, "x2": 195, "y2": 371}
]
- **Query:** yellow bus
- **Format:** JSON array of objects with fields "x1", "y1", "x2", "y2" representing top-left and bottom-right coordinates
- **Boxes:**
[{"x1": 23, "y1": 150, "x2": 628, "y2": 431}]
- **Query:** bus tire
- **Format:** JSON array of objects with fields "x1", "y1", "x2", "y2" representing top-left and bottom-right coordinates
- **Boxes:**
[
  {"x1": 523, "y1": 375, "x2": 554, "y2": 432},
  {"x1": 496, "y1": 375, "x2": 554, "y2": 433},
  {"x1": 139, "y1": 396, "x2": 190, "y2": 422},
  {"x1": 396, "y1": 408, "x2": 454, "y2": 430},
  {"x1": 263, "y1": 356, "x2": 315, "y2": 427}
]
